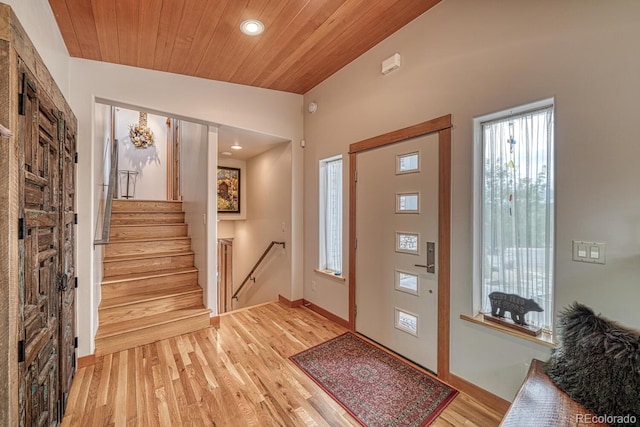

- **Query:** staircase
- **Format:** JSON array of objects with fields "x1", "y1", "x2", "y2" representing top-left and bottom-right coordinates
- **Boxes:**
[{"x1": 95, "y1": 199, "x2": 211, "y2": 356}]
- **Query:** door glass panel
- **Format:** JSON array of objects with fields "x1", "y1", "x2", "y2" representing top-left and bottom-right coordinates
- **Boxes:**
[
  {"x1": 396, "y1": 232, "x2": 419, "y2": 254},
  {"x1": 395, "y1": 270, "x2": 419, "y2": 295},
  {"x1": 396, "y1": 192, "x2": 419, "y2": 213},
  {"x1": 395, "y1": 308, "x2": 418, "y2": 336},
  {"x1": 396, "y1": 151, "x2": 420, "y2": 174}
]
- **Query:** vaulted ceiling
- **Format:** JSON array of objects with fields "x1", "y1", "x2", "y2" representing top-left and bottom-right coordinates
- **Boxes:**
[{"x1": 48, "y1": 0, "x2": 440, "y2": 94}]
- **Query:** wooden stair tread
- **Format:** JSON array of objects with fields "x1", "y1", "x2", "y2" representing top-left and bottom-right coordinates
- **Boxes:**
[
  {"x1": 96, "y1": 308, "x2": 210, "y2": 339},
  {"x1": 100, "y1": 283, "x2": 202, "y2": 308},
  {"x1": 114, "y1": 199, "x2": 182, "y2": 203},
  {"x1": 107, "y1": 236, "x2": 190, "y2": 244},
  {"x1": 110, "y1": 223, "x2": 185, "y2": 228},
  {"x1": 112, "y1": 212, "x2": 183, "y2": 215},
  {"x1": 104, "y1": 250, "x2": 194, "y2": 263},
  {"x1": 101, "y1": 267, "x2": 198, "y2": 285}
]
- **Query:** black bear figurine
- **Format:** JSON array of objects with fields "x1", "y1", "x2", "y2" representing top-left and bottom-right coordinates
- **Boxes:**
[{"x1": 488, "y1": 292, "x2": 543, "y2": 326}]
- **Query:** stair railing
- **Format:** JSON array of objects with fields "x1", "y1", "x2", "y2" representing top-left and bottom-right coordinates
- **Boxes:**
[
  {"x1": 94, "y1": 136, "x2": 119, "y2": 246},
  {"x1": 232, "y1": 241, "x2": 286, "y2": 301},
  {"x1": 93, "y1": 105, "x2": 118, "y2": 246}
]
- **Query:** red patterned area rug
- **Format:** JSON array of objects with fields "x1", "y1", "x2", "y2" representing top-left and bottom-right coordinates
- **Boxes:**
[{"x1": 290, "y1": 332, "x2": 458, "y2": 427}]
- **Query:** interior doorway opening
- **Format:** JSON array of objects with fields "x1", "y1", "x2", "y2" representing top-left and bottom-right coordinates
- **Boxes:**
[
  {"x1": 93, "y1": 101, "x2": 294, "y2": 320},
  {"x1": 215, "y1": 127, "x2": 292, "y2": 314}
]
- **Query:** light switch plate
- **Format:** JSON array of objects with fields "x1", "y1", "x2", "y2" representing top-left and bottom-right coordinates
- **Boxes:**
[{"x1": 572, "y1": 240, "x2": 606, "y2": 264}]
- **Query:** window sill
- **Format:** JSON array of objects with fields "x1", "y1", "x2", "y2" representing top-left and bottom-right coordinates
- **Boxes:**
[
  {"x1": 460, "y1": 313, "x2": 556, "y2": 348},
  {"x1": 314, "y1": 269, "x2": 346, "y2": 282}
]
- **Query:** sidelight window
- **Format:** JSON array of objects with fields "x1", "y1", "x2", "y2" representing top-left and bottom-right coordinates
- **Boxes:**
[
  {"x1": 473, "y1": 99, "x2": 555, "y2": 332},
  {"x1": 319, "y1": 155, "x2": 343, "y2": 275}
]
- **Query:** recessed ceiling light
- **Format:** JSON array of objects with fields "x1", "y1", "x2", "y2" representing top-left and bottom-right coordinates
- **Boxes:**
[
  {"x1": 240, "y1": 19, "x2": 264, "y2": 36},
  {"x1": 221, "y1": 151, "x2": 232, "y2": 156},
  {"x1": 230, "y1": 143, "x2": 243, "y2": 150}
]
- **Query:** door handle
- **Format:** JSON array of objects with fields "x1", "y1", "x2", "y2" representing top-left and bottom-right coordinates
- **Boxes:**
[
  {"x1": 414, "y1": 242, "x2": 436, "y2": 273},
  {"x1": 414, "y1": 264, "x2": 435, "y2": 269}
]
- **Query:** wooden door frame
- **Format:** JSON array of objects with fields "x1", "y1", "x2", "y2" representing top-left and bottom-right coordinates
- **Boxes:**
[
  {"x1": 166, "y1": 118, "x2": 181, "y2": 201},
  {"x1": 348, "y1": 114, "x2": 452, "y2": 380}
]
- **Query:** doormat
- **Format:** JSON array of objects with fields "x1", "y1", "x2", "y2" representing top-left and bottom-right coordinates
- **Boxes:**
[{"x1": 289, "y1": 332, "x2": 458, "y2": 426}]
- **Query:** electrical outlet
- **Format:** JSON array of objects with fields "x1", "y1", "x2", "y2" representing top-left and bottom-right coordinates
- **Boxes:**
[{"x1": 312, "y1": 280, "x2": 316, "y2": 291}]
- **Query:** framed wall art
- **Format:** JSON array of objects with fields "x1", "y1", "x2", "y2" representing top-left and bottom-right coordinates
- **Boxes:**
[{"x1": 217, "y1": 166, "x2": 241, "y2": 213}]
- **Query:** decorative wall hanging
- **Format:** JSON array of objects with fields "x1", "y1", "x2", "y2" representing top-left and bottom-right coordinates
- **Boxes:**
[
  {"x1": 217, "y1": 166, "x2": 241, "y2": 213},
  {"x1": 507, "y1": 121, "x2": 516, "y2": 216},
  {"x1": 129, "y1": 112, "x2": 155, "y2": 149}
]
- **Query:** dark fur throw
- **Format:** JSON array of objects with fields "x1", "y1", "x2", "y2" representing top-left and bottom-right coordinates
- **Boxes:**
[{"x1": 545, "y1": 303, "x2": 640, "y2": 426}]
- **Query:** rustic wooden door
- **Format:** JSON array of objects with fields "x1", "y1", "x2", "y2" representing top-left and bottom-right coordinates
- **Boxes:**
[
  {"x1": 57, "y1": 115, "x2": 76, "y2": 417},
  {"x1": 17, "y1": 61, "x2": 76, "y2": 426}
]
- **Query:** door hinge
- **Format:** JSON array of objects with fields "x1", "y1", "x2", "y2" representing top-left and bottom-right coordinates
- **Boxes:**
[
  {"x1": 18, "y1": 340, "x2": 25, "y2": 363},
  {"x1": 72, "y1": 356, "x2": 76, "y2": 369},
  {"x1": 354, "y1": 171, "x2": 358, "y2": 182},
  {"x1": 18, "y1": 73, "x2": 26, "y2": 116},
  {"x1": 74, "y1": 337, "x2": 78, "y2": 349},
  {"x1": 18, "y1": 93, "x2": 27, "y2": 116},
  {"x1": 74, "y1": 152, "x2": 78, "y2": 164},
  {"x1": 18, "y1": 218, "x2": 26, "y2": 240},
  {"x1": 74, "y1": 277, "x2": 78, "y2": 289},
  {"x1": 354, "y1": 305, "x2": 357, "y2": 317},
  {"x1": 74, "y1": 213, "x2": 78, "y2": 224},
  {"x1": 354, "y1": 238, "x2": 357, "y2": 250}
]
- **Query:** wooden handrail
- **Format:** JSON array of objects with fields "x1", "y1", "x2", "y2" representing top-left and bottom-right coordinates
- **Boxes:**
[{"x1": 232, "y1": 241, "x2": 285, "y2": 301}]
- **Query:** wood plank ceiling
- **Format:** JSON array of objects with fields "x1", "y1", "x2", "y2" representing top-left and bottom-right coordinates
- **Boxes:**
[{"x1": 48, "y1": 0, "x2": 441, "y2": 94}]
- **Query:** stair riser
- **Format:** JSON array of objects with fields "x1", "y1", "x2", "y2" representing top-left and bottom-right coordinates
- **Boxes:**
[
  {"x1": 105, "y1": 239, "x2": 192, "y2": 258},
  {"x1": 104, "y1": 254, "x2": 195, "y2": 278},
  {"x1": 95, "y1": 314, "x2": 210, "y2": 356},
  {"x1": 102, "y1": 271, "x2": 198, "y2": 299},
  {"x1": 99, "y1": 291, "x2": 204, "y2": 324},
  {"x1": 110, "y1": 225, "x2": 188, "y2": 240},
  {"x1": 110, "y1": 212, "x2": 185, "y2": 225},
  {"x1": 112, "y1": 200, "x2": 183, "y2": 212}
]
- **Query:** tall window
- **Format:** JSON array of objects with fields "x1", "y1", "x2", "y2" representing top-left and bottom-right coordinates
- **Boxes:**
[
  {"x1": 319, "y1": 155, "x2": 343, "y2": 275},
  {"x1": 474, "y1": 100, "x2": 555, "y2": 332}
]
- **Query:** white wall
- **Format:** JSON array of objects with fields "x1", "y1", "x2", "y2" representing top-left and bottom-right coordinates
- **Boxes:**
[
  {"x1": 217, "y1": 220, "x2": 235, "y2": 239},
  {"x1": 115, "y1": 108, "x2": 167, "y2": 200},
  {"x1": 92, "y1": 103, "x2": 111, "y2": 339},
  {"x1": 70, "y1": 58, "x2": 303, "y2": 356},
  {"x1": 303, "y1": 0, "x2": 640, "y2": 401},
  {"x1": 3, "y1": 0, "x2": 70, "y2": 97},
  {"x1": 179, "y1": 120, "x2": 210, "y2": 301},
  {"x1": 232, "y1": 143, "x2": 292, "y2": 309}
]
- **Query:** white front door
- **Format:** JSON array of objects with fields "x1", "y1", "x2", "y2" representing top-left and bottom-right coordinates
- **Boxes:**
[{"x1": 355, "y1": 133, "x2": 439, "y2": 372}]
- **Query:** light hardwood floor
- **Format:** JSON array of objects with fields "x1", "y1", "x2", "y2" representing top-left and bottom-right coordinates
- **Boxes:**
[{"x1": 62, "y1": 302, "x2": 503, "y2": 426}]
